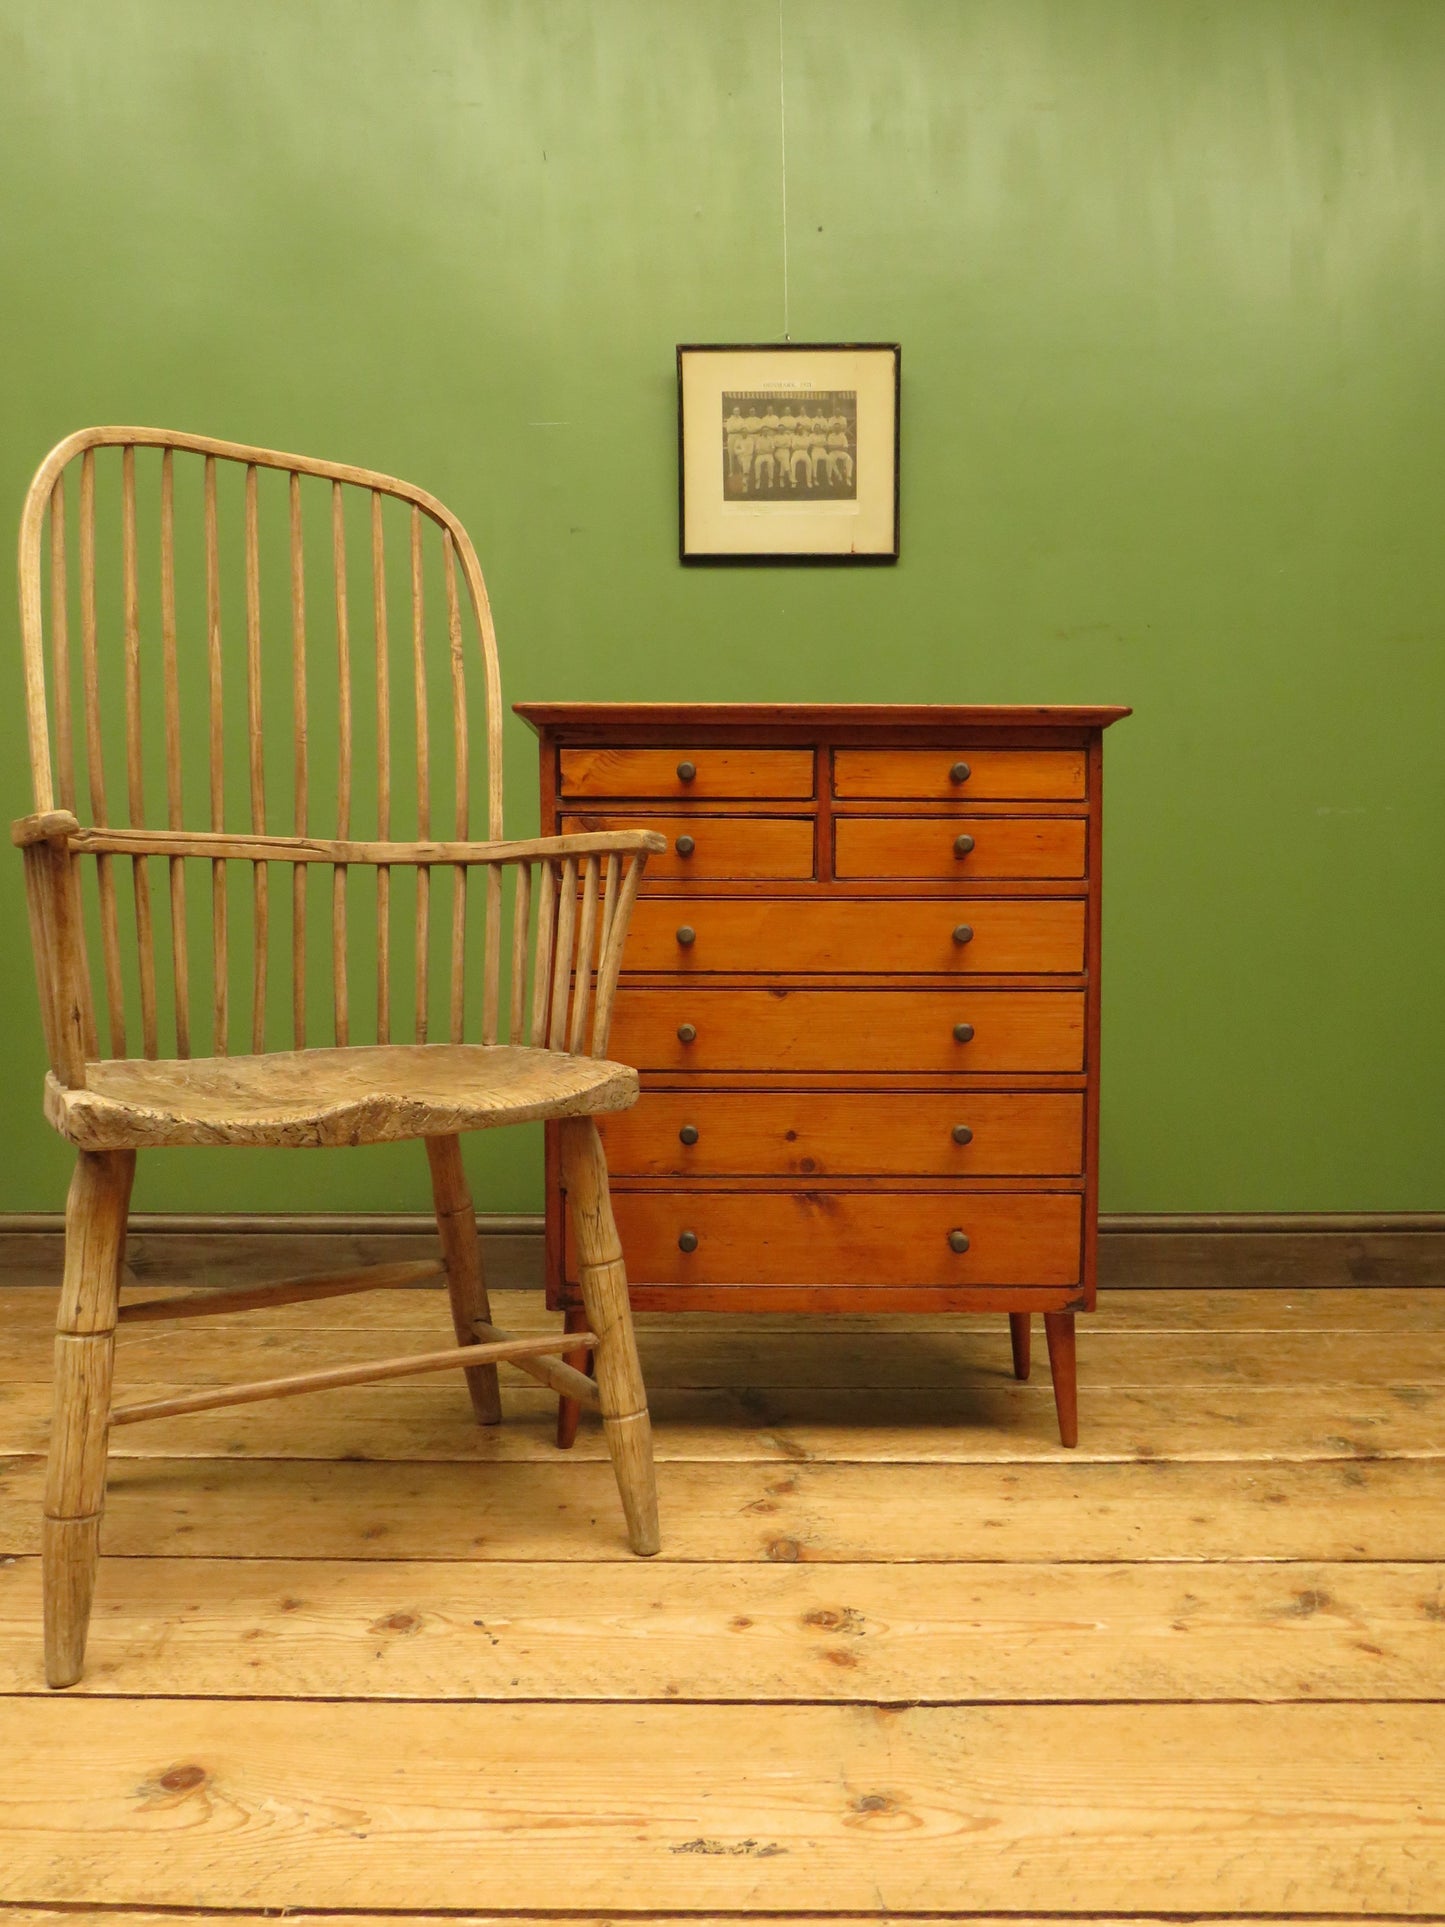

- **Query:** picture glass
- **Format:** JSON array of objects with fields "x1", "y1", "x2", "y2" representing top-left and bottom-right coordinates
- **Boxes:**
[
  {"x1": 721, "y1": 390, "x2": 857, "y2": 502},
  {"x1": 679, "y1": 345, "x2": 897, "y2": 560}
]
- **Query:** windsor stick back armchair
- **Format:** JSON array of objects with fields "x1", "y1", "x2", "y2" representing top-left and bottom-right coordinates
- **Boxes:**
[{"x1": 15, "y1": 426, "x2": 663, "y2": 1686}]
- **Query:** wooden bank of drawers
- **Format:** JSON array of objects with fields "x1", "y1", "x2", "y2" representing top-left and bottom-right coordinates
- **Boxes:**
[{"x1": 519, "y1": 705, "x2": 1127, "y2": 1318}]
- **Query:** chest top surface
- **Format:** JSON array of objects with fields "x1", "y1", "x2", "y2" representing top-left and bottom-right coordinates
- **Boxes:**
[{"x1": 517, "y1": 702, "x2": 1131, "y2": 740}]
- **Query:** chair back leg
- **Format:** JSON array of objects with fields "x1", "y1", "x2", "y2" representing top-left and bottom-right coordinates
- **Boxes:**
[
  {"x1": 426, "y1": 1135, "x2": 503, "y2": 1425},
  {"x1": 558, "y1": 1117, "x2": 660, "y2": 1556},
  {"x1": 555, "y1": 1303, "x2": 593, "y2": 1449},
  {"x1": 44, "y1": 1148, "x2": 135, "y2": 1686}
]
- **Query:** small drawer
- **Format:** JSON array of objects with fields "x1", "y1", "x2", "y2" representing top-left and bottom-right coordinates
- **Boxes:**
[
  {"x1": 608, "y1": 987, "x2": 1085, "y2": 1073},
  {"x1": 623, "y1": 898, "x2": 1085, "y2": 975},
  {"x1": 579, "y1": 1189, "x2": 1082, "y2": 1288},
  {"x1": 560, "y1": 812, "x2": 815, "y2": 882},
  {"x1": 835, "y1": 815, "x2": 1086, "y2": 880},
  {"x1": 561, "y1": 747, "x2": 814, "y2": 799},
  {"x1": 599, "y1": 1089, "x2": 1085, "y2": 1177},
  {"x1": 833, "y1": 748, "x2": 1086, "y2": 801}
]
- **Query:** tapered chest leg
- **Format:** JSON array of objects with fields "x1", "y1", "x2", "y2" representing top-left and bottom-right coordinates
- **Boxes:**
[
  {"x1": 44, "y1": 1148, "x2": 135, "y2": 1687},
  {"x1": 1008, "y1": 1311, "x2": 1032, "y2": 1381},
  {"x1": 1043, "y1": 1310, "x2": 1079, "y2": 1447},
  {"x1": 425, "y1": 1135, "x2": 503, "y2": 1425},
  {"x1": 558, "y1": 1117, "x2": 660, "y2": 1555}
]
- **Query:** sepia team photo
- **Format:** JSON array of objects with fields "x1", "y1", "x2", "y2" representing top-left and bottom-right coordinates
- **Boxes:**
[{"x1": 721, "y1": 388, "x2": 857, "y2": 501}]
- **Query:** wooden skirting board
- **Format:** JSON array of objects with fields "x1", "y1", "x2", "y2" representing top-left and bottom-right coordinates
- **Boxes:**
[{"x1": 0, "y1": 1210, "x2": 1441, "y2": 1289}]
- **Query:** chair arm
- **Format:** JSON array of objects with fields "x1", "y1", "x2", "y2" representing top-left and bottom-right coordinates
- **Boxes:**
[
  {"x1": 525, "y1": 829, "x2": 667, "y2": 861},
  {"x1": 11, "y1": 808, "x2": 81, "y2": 849},
  {"x1": 52, "y1": 824, "x2": 667, "y2": 866}
]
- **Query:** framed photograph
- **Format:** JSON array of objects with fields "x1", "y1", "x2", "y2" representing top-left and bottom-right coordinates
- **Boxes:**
[{"x1": 677, "y1": 341, "x2": 900, "y2": 562}]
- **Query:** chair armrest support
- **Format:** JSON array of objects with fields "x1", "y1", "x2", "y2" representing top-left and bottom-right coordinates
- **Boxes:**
[{"x1": 17, "y1": 815, "x2": 89, "y2": 1086}]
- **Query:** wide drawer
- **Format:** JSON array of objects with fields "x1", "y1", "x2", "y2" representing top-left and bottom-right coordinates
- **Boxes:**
[
  {"x1": 835, "y1": 815, "x2": 1086, "y2": 880},
  {"x1": 574, "y1": 1190, "x2": 1082, "y2": 1287},
  {"x1": 598, "y1": 1089, "x2": 1085, "y2": 1177},
  {"x1": 833, "y1": 747, "x2": 1086, "y2": 800},
  {"x1": 560, "y1": 747, "x2": 814, "y2": 799},
  {"x1": 608, "y1": 987, "x2": 1085, "y2": 1072},
  {"x1": 623, "y1": 898, "x2": 1085, "y2": 974},
  {"x1": 560, "y1": 811, "x2": 815, "y2": 881}
]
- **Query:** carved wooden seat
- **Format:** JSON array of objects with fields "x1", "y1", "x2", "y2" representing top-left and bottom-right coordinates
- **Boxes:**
[
  {"x1": 15, "y1": 426, "x2": 664, "y2": 1687},
  {"x1": 47, "y1": 1041, "x2": 638, "y2": 1148}
]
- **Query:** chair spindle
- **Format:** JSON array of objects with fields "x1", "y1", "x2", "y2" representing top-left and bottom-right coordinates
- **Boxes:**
[
  {"x1": 244, "y1": 465, "x2": 268, "y2": 1053},
  {"x1": 371, "y1": 490, "x2": 391, "y2": 1043},
  {"x1": 444, "y1": 532, "x2": 467, "y2": 1042},
  {"x1": 548, "y1": 857, "x2": 577, "y2": 1050},
  {"x1": 159, "y1": 450, "x2": 190, "y2": 1057},
  {"x1": 530, "y1": 858, "x2": 556, "y2": 1045},
  {"x1": 410, "y1": 506, "x2": 430, "y2": 1042},
  {"x1": 204, "y1": 455, "x2": 228, "y2": 1055},
  {"x1": 289, "y1": 471, "x2": 308, "y2": 1047},
  {"x1": 331, "y1": 481, "x2": 351, "y2": 1046},
  {"x1": 80, "y1": 448, "x2": 127, "y2": 1059}
]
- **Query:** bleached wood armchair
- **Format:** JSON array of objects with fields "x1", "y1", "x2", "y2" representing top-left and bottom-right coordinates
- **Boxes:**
[{"x1": 15, "y1": 427, "x2": 663, "y2": 1686}]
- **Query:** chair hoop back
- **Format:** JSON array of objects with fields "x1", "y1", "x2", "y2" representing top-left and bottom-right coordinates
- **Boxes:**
[{"x1": 16, "y1": 428, "x2": 650, "y2": 1073}]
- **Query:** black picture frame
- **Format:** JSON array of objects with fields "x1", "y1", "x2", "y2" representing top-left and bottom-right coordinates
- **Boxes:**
[{"x1": 677, "y1": 341, "x2": 900, "y2": 564}]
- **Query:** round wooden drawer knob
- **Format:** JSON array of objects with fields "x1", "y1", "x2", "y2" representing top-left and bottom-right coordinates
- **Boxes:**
[
  {"x1": 954, "y1": 833, "x2": 975, "y2": 856},
  {"x1": 677, "y1": 1023, "x2": 697, "y2": 1044},
  {"x1": 676, "y1": 925, "x2": 696, "y2": 946},
  {"x1": 949, "y1": 760, "x2": 971, "y2": 784},
  {"x1": 953, "y1": 1022, "x2": 975, "y2": 1043},
  {"x1": 948, "y1": 1229, "x2": 970, "y2": 1253},
  {"x1": 678, "y1": 1230, "x2": 699, "y2": 1253},
  {"x1": 953, "y1": 924, "x2": 974, "y2": 945},
  {"x1": 679, "y1": 1124, "x2": 700, "y2": 1145},
  {"x1": 952, "y1": 1124, "x2": 973, "y2": 1145},
  {"x1": 675, "y1": 835, "x2": 696, "y2": 857},
  {"x1": 677, "y1": 760, "x2": 697, "y2": 782}
]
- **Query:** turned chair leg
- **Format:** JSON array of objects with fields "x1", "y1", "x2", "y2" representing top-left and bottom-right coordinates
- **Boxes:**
[
  {"x1": 558, "y1": 1117, "x2": 659, "y2": 1555},
  {"x1": 555, "y1": 1304, "x2": 592, "y2": 1450},
  {"x1": 425, "y1": 1136, "x2": 502, "y2": 1426},
  {"x1": 1008, "y1": 1312, "x2": 1031, "y2": 1381},
  {"x1": 1043, "y1": 1310, "x2": 1078, "y2": 1448},
  {"x1": 44, "y1": 1148, "x2": 135, "y2": 1688}
]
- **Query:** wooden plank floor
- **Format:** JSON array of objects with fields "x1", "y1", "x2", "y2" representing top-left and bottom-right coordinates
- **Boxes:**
[{"x1": 1, "y1": 1282, "x2": 1443, "y2": 1922}]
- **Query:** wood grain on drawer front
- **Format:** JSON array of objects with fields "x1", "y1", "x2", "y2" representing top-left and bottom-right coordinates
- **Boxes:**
[
  {"x1": 835, "y1": 815, "x2": 1087, "y2": 880},
  {"x1": 560, "y1": 747, "x2": 814, "y2": 798},
  {"x1": 560, "y1": 812, "x2": 814, "y2": 880},
  {"x1": 608, "y1": 988, "x2": 1085, "y2": 1073},
  {"x1": 624, "y1": 898, "x2": 1085, "y2": 974},
  {"x1": 598, "y1": 1090, "x2": 1085, "y2": 1177},
  {"x1": 833, "y1": 748, "x2": 1086, "y2": 800},
  {"x1": 579, "y1": 1190, "x2": 1082, "y2": 1287}
]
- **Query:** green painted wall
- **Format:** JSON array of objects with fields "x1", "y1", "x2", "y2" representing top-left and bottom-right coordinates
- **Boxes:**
[{"x1": 2, "y1": 0, "x2": 1442, "y2": 1215}]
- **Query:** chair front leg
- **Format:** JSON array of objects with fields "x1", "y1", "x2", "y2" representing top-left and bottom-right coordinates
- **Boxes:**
[
  {"x1": 44, "y1": 1148, "x2": 135, "y2": 1688},
  {"x1": 558, "y1": 1117, "x2": 659, "y2": 1555},
  {"x1": 425, "y1": 1136, "x2": 503, "y2": 1425}
]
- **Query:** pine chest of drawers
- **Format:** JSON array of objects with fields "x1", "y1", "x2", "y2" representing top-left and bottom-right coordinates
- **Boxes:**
[{"x1": 516, "y1": 702, "x2": 1130, "y2": 1444}]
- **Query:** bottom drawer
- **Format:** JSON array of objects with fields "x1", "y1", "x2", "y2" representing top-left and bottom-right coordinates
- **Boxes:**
[{"x1": 569, "y1": 1190, "x2": 1082, "y2": 1288}]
